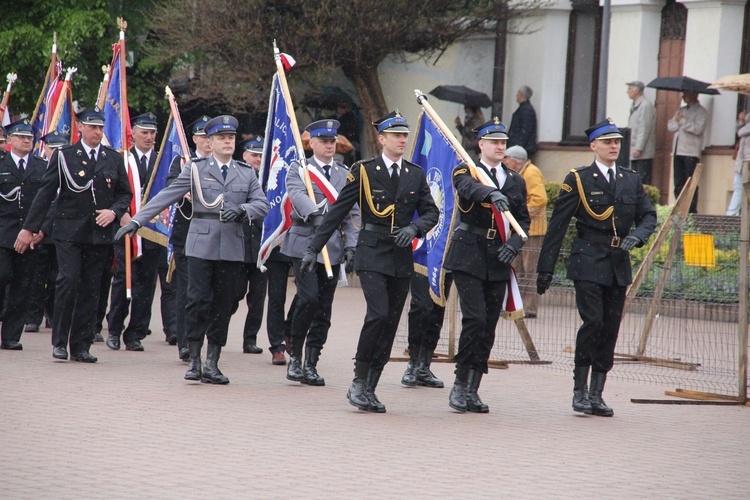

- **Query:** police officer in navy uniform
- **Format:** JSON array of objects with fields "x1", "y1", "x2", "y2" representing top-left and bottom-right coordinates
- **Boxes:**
[
  {"x1": 284, "y1": 119, "x2": 359, "y2": 386},
  {"x1": 106, "y1": 111, "x2": 165, "y2": 352},
  {"x1": 166, "y1": 115, "x2": 212, "y2": 361},
  {"x1": 444, "y1": 118, "x2": 530, "y2": 413},
  {"x1": 16, "y1": 106, "x2": 132, "y2": 362},
  {"x1": 24, "y1": 132, "x2": 68, "y2": 333},
  {"x1": 537, "y1": 118, "x2": 656, "y2": 417},
  {"x1": 0, "y1": 120, "x2": 50, "y2": 349},
  {"x1": 303, "y1": 110, "x2": 439, "y2": 412},
  {"x1": 118, "y1": 115, "x2": 269, "y2": 384}
]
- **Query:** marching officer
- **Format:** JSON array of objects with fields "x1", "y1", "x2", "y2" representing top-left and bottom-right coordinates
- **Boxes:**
[
  {"x1": 0, "y1": 120, "x2": 50, "y2": 349},
  {"x1": 444, "y1": 118, "x2": 530, "y2": 413},
  {"x1": 16, "y1": 106, "x2": 132, "y2": 362},
  {"x1": 537, "y1": 118, "x2": 656, "y2": 417},
  {"x1": 285, "y1": 119, "x2": 359, "y2": 386},
  {"x1": 302, "y1": 110, "x2": 439, "y2": 412},
  {"x1": 167, "y1": 115, "x2": 212, "y2": 361},
  {"x1": 117, "y1": 115, "x2": 269, "y2": 384}
]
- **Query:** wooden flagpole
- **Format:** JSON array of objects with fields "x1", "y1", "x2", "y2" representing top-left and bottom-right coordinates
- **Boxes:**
[
  {"x1": 273, "y1": 41, "x2": 333, "y2": 278},
  {"x1": 96, "y1": 65, "x2": 111, "y2": 109},
  {"x1": 414, "y1": 89, "x2": 528, "y2": 241},
  {"x1": 117, "y1": 18, "x2": 133, "y2": 299},
  {"x1": 165, "y1": 86, "x2": 192, "y2": 165}
]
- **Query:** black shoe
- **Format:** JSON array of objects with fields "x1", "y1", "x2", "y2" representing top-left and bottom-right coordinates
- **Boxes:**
[
  {"x1": 301, "y1": 346, "x2": 325, "y2": 386},
  {"x1": 71, "y1": 351, "x2": 98, "y2": 363},
  {"x1": 286, "y1": 355, "x2": 303, "y2": 382},
  {"x1": 347, "y1": 361, "x2": 372, "y2": 411},
  {"x1": 185, "y1": 341, "x2": 202, "y2": 380},
  {"x1": 125, "y1": 340, "x2": 144, "y2": 351},
  {"x1": 449, "y1": 365, "x2": 470, "y2": 412},
  {"x1": 401, "y1": 347, "x2": 419, "y2": 387},
  {"x1": 1, "y1": 341, "x2": 23, "y2": 350},
  {"x1": 93, "y1": 332, "x2": 105, "y2": 343},
  {"x1": 416, "y1": 347, "x2": 444, "y2": 388},
  {"x1": 243, "y1": 344, "x2": 263, "y2": 354},
  {"x1": 365, "y1": 368, "x2": 386, "y2": 413},
  {"x1": 52, "y1": 346, "x2": 68, "y2": 360},
  {"x1": 167, "y1": 332, "x2": 177, "y2": 346},
  {"x1": 179, "y1": 347, "x2": 190, "y2": 362},
  {"x1": 106, "y1": 335, "x2": 121, "y2": 350},
  {"x1": 201, "y1": 344, "x2": 229, "y2": 384},
  {"x1": 24, "y1": 324, "x2": 39, "y2": 333}
]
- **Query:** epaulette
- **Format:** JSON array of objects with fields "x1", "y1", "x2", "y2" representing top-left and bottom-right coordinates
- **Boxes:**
[
  {"x1": 191, "y1": 156, "x2": 207, "y2": 163},
  {"x1": 100, "y1": 144, "x2": 118, "y2": 153},
  {"x1": 235, "y1": 160, "x2": 252, "y2": 168},
  {"x1": 619, "y1": 166, "x2": 636, "y2": 173},
  {"x1": 334, "y1": 160, "x2": 350, "y2": 171},
  {"x1": 402, "y1": 158, "x2": 423, "y2": 170},
  {"x1": 571, "y1": 166, "x2": 587, "y2": 172}
]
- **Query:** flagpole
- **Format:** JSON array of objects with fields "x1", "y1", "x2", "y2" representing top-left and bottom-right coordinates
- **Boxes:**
[
  {"x1": 31, "y1": 34, "x2": 57, "y2": 126},
  {"x1": 47, "y1": 67, "x2": 77, "y2": 133},
  {"x1": 96, "y1": 65, "x2": 111, "y2": 109},
  {"x1": 273, "y1": 41, "x2": 334, "y2": 278},
  {"x1": 0, "y1": 73, "x2": 18, "y2": 124},
  {"x1": 118, "y1": 18, "x2": 133, "y2": 299},
  {"x1": 414, "y1": 89, "x2": 528, "y2": 241},
  {"x1": 165, "y1": 86, "x2": 191, "y2": 165}
]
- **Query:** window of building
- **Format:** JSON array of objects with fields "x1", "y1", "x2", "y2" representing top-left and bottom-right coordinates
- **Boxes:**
[{"x1": 562, "y1": 0, "x2": 602, "y2": 143}]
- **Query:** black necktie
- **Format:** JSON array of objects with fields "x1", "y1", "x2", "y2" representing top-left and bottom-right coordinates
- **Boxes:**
[
  {"x1": 608, "y1": 168, "x2": 615, "y2": 186},
  {"x1": 221, "y1": 164, "x2": 228, "y2": 181},
  {"x1": 18, "y1": 159, "x2": 25, "y2": 173},
  {"x1": 391, "y1": 165, "x2": 400, "y2": 191},
  {"x1": 89, "y1": 150, "x2": 96, "y2": 163},
  {"x1": 323, "y1": 165, "x2": 331, "y2": 181},
  {"x1": 140, "y1": 155, "x2": 148, "y2": 176},
  {"x1": 490, "y1": 167, "x2": 498, "y2": 186}
]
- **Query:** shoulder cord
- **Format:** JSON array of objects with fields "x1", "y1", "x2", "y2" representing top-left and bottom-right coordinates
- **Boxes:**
[
  {"x1": 456, "y1": 166, "x2": 493, "y2": 228},
  {"x1": 190, "y1": 160, "x2": 224, "y2": 210},
  {"x1": 572, "y1": 170, "x2": 617, "y2": 234},
  {"x1": 0, "y1": 184, "x2": 21, "y2": 202},
  {"x1": 59, "y1": 152, "x2": 96, "y2": 204},
  {"x1": 175, "y1": 161, "x2": 193, "y2": 219},
  {"x1": 358, "y1": 163, "x2": 395, "y2": 229}
]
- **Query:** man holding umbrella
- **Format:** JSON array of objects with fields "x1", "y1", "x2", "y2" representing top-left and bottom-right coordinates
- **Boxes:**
[{"x1": 668, "y1": 91, "x2": 707, "y2": 213}]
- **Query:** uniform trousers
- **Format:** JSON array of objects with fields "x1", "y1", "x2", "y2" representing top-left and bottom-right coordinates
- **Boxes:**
[
  {"x1": 356, "y1": 271, "x2": 410, "y2": 370},
  {"x1": 107, "y1": 242, "x2": 160, "y2": 343},
  {"x1": 573, "y1": 280, "x2": 626, "y2": 373},
  {"x1": 407, "y1": 272, "x2": 453, "y2": 352},
  {"x1": 290, "y1": 259, "x2": 340, "y2": 350},
  {"x1": 264, "y1": 258, "x2": 294, "y2": 350},
  {"x1": 25, "y1": 244, "x2": 56, "y2": 326},
  {"x1": 452, "y1": 270, "x2": 506, "y2": 374},
  {"x1": 172, "y1": 245, "x2": 189, "y2": 350},
  {"x1": 157, "y1": 246, "x2": 177, "y2": 336},
  {"x1": 52, "y1": 241, "x2": 110, "y2": 353},
  {"x1": 185, "y1": 257, "x2": 243, "y2": 346},
  {"x1": 238, "y1": 263, "x2": 268, "y2": 348},
  {"x1": 0, "y1": 247, "x2": 39, "y2": 343},
  {"x1": 673, "y1": 155, "x2": 700, "y2": 213}
]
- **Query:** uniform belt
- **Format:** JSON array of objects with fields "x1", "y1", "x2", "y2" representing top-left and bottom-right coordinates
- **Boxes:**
[
  {"x1": 577, "y1": 231, "x2": 621, "y2": 248},
  {"x1": 192, "y1": 213, "x2": 221, "y2": 220},
  {"x1": 363, "y1": 223, "x2": 394, "y2": 234},
  {"x1": 457, "y1": 222, "x2": 499, "y2": 240}
]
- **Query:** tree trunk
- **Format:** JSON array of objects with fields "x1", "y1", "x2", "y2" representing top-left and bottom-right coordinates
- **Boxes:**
[{"x1": 343, "y1": 62, "x2": 388, "y2": 159}]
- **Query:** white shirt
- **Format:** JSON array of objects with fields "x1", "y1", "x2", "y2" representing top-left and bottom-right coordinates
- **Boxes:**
[
  {"x1": 10, "y1": 152, "x2": 29, "y2": 169},
  {"x1": 81, "y1": 141, "x2": 101, "y2": 160},
  {"x1": 381, "y1": 153, "x2": 402, "y2": 177},
  {"x1": 481, "y1": 159, "x2": 507, "y2": 188},
  {"x1": 134, "y1": 147, "x2": 153, "y2": 165},
  {"x1": 595, "y1": 160, "x2": 617, "y2": 181}
]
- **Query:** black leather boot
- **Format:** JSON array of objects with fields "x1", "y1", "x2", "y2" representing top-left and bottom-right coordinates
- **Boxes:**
[
  {"x1": 347, "y1": 360, "x2": 371, "y2": 411},
  {"x1": 302, "y1": 345, "x2": 325, "y2": 386},
  {"x1": 449, "y1": 365, "x2": 470, "y2": 412},
  {"x1": 286, "y1": 340, "x2": 303, "y2": 382},
  {"x1": 416, "y1": 346, "x2": 444, "y2": 388},
  {"x1": 466, "y1": 369, "x2": 489, "y2": 413},
  {"x1": 572, "y1": 366, "x2": 593, "y2": 414},
  {"x1": 400, "y1": 346, "x2": 419, "y2": 387},
  {"x1": 201, "y1": 344, "x2": 229, "y2": 384},
  {"x1": 366, "y1": 368, "x2": 386, "y2": 413},
  {"x1": 589, "y1": 371, "x2": 614, "y2": 417},
  {"x1": 184, "y1": 341, "x2": 202, "y2": 381}
]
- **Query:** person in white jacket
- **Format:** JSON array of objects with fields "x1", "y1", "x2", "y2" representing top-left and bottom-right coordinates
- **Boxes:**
[{"x1": 726, "y1": 110, "x2": 750, "y2": 216}]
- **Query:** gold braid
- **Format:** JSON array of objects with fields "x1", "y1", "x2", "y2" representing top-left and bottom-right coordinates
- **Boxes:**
[
  {"x1": 359, "y1": 163, "x2": 395, "y2": 228},
  {"x1": 572, "y1": 170, "x2": 614, "y2": 220}
]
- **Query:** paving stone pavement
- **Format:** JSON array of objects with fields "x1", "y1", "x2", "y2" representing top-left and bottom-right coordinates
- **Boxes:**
[{"x1": 1, "y1": 283, "x2": 748, "y2": 499}]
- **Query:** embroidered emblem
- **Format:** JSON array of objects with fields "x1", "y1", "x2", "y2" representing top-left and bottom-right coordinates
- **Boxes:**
[{"x1": 561, "y1": 183, "x2": 573, "y2": 192}]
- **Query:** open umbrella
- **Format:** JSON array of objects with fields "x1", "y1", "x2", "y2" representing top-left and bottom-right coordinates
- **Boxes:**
[
  {"x1": 646, "y1": 76, "x2": 720, "y2": 95},
  {"x1": 428, "y1": 85, "x2": 492, "y2": 108},
  {"x1": 709, "y1": 74, "x2": 750, "y2": 95}
]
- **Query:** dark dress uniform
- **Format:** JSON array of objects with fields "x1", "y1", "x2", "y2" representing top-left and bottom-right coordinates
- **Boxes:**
[
  {"x1": 537, "y1": 118, "x2": 657, "y2": 416},
  {"x1": 444, "y1": 159, "x2": 530, "y2": 411},
  {"x1": 23, "y1": 123, "x2": 132, "y2": 361},
  {"x1": 307, "y1": 112, "x2": 439, "y2": 412},
  {"x1": 0, "y1": 148, "x2": 49, "y2": 349}
]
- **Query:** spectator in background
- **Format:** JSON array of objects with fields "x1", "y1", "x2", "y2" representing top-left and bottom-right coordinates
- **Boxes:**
[
  {"x1": 332, "y1": 102, "x2": 360, "y2": 164},
  {"x1": 668, "y1": 91, "x2": 708, "y2": 213},
  {"x1": 626, "y1": 81, "x2": 656, "y2": 185},
  {"x1": 503, "y1": 145, "x2": 547, "y2": 318},
  {"x1": 508, "y1": 85, "x2": 538, "y2": 157},
  {"x1": 726, "y1": 110, "x2": 750, "y2": 216},
  {"x1": 455, "y1": 106, "x2": 484, "y2": 162}
]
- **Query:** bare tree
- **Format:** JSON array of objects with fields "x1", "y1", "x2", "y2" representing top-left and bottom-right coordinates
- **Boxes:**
[{"x1": 147, "y1": 0, "x2": 546, "y2": 150}]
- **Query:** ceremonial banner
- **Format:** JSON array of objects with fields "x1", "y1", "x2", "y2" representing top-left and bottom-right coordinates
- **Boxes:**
[
  {"x1": 409, "y1": 111, "x2": 460, "y2": 306},
  {"x1": 103, "y1": 44, "x2": 131, "y2": 151},
  {"x1": 139, "y1": 115, "x2": 183, "y2": 247},
  {"x1": 50, "y1": 86, "x2": 78, "y2": 141},
  {"x1": 257, "y1": 73, "x2": 297, "y2": 269},
  {"x1": 31, "y1": 39, "x2": 60, "y2": 155}
]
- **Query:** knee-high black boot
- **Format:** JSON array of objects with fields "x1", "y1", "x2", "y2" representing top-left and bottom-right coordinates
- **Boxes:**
[
  {"x1": 184, "y1": 341, "x2": 202, "y2": 381},
  {"x1": 201, "y1": 344, "x2": 229, "y2": 384}
]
